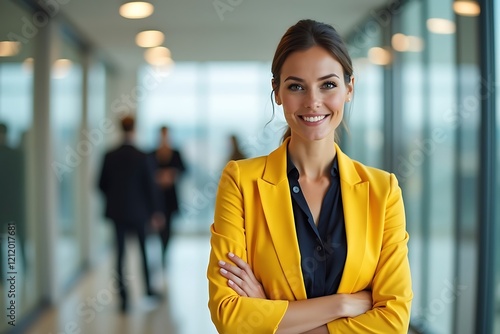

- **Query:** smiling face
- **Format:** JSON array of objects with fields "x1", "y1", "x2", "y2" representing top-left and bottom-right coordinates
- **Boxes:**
[{"x1": 274, "y1": 46, "x2": 353, "y2": 143}]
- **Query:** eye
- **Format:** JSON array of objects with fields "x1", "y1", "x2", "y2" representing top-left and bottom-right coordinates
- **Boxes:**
[
  {"x1": 321, "y1": 81, "x2": 337, "y2": 89},
  {"x1": 287, "y1": 83, "x2": 303, "y2": 91}
]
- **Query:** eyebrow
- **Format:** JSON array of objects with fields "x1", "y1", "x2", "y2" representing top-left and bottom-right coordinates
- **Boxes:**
[{"x1": 284, "y1": 74, "x2": 340, "y2": 82}]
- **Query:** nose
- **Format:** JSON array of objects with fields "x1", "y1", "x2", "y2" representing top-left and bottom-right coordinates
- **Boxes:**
[{"x1": 304, "y1": 90, "x2": 321, "y2": 110}]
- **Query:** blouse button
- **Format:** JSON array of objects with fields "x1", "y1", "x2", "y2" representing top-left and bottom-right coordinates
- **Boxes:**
[{"x1": 292, "y1": 186, "x2": 300, "y2": 193}]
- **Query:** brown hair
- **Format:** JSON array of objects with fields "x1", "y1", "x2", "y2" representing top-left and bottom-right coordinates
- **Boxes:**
[
  {"x1": 270, "y1": 19, "x2": 353, "y2": 142},
  {"x1": 120, "y1": 115, "x2": 135, "y2": 133}
]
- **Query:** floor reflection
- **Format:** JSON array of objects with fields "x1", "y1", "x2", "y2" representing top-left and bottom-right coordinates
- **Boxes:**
[{"x1": 25, "y1": 234, "x2": 216, "y2": 334}]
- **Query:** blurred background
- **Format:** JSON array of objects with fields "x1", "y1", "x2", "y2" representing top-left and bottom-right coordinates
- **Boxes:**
[{"x1": 0, "y1": 0, "x2": 499, "y2": 333}]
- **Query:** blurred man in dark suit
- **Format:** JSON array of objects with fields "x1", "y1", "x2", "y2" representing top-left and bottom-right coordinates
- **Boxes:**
[{"x1": 98, "y1": 115, "x2": 164, "y2": 312}]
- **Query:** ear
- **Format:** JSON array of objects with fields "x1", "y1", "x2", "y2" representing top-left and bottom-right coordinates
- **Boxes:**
[
  {"x1": 346, "y1": 76, "x2": 355, "y2": 102},
  {"x1": 272, "y1": 79, "x2": 282, "y2": 105},
  {"x1": 275, "y1": 94, "x2": 282, "y2": 105}
]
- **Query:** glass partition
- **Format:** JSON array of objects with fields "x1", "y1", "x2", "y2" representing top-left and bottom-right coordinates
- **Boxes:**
[
  {"x1": 423, "y1": 1, "x2": 457, "y2": 332},
  {"x1": 494, "y1": 0, "x2": 500, "y2": 331},
  {"x1": 345, "y1": 23, "x2": 385, "y2": 168},
  {"x1": 138, "y1": 62, "x2": 275, "y2": 233},
  {"x1": 50, "y1": 30, "x2": 83, "y2": 288},
  {"x1": 87, "y1": 61, "x2": 111, "y2": 260},
  {"x1": 0, "y1": 1, "x2": 38, "y2": 332},
  {"x1": 397, "y1": 1, "x2": 426, "y2": 329}
]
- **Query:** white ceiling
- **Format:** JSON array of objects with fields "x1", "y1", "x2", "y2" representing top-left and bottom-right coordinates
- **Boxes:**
[{"x1": 58, "y1": 0, "x2": 391, "y2": 70}]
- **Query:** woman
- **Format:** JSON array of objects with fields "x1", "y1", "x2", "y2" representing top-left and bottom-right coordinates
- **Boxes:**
[
  {"x1": 207, "y1": 19, "x2": 412, "y2": 333},
  {"x1": 150, "y1": 126, "x2": 185, "y2": 267}
]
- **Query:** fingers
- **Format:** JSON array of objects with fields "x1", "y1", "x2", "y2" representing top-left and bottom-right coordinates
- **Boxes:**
[
  {"x1": 218, "y1": 261, "x2": 247, "y2": 294},
  {"x1": 218, "y1": 253, "x2": 266, "y2": 298},
  {"x1": 227, "y1": 278, "x2": 248, "y2": 297},
  {"x1": 227, "y1": 252, "x2": 260, "y2": 286}
]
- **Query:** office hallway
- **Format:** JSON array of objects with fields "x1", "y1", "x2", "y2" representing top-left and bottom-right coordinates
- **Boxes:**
[{"x1": 25, "y1": 234, "x2": 217, "y2": 334}]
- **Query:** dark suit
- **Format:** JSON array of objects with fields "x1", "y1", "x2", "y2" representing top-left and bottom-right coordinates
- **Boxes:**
[
  {"x1": 149, "y1": 149, "x2": 185, "y2": 263},
  {"x1": 98, "y1": 142, "x2": 159, "y2": 308}
]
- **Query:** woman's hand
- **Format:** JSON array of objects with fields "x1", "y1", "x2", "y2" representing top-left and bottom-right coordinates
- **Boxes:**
[
  {"x1": 218, "y1": 252, "x2": 267, "y2": 299},
  {"x1": 337, "y1": 290, "x2": 373, "y2": 318}
]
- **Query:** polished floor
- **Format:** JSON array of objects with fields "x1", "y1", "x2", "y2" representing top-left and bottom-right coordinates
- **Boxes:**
[{"x1": 25, "y1": 234, "x2": 217, "y2": 334}]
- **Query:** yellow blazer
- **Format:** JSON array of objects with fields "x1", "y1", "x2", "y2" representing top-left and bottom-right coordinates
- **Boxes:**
[{"x1": 208, "y1": 139, "x2": 412, "y2": 333}]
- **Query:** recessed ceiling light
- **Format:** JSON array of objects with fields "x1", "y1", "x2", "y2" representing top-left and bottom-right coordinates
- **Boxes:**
[
  {"x1": 0, "y1": 41, "x2": 21, "y2": 57},
  {"x1": 453, "y1": 1, "x2": 480, "y2": 17},
  {"x1": 427, "y1": 18, "x2": 456, "y2": 34},
  {"x1": 136, "y1": 30, "x2": 164, "y2": 48},
  {"x1": 392, "y1": 33, "x2": 410, "y2": 52},
  {"x1": 144, "y1": 46, "x2": 172, "y2": 66},
  {"x1": 23, "y1": 57, "x2": 34, "y2": 73},
  {"x1": 52, "y1": 59, "x2": 73, "y2": 79},
  {"x1": 391, "y1": 33, "x2": 424, "y2": 52},
  {"x1": 368, "y1": 47, "x2": 392, "y2": 66},
  {"x1": 119, "y1": 1, "x2": 154, "y2": 19}
]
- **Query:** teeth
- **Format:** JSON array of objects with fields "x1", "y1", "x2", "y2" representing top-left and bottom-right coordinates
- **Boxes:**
[{"x1": 302, "y1": 115, "x2": 326, "y2": 122}]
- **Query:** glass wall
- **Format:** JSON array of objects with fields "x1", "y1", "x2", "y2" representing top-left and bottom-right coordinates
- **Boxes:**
[
  {"x1": 346, "y1": 0, "x2": 483, "y2": 332},
  {"x1": 50, "y1": 30, "x2": 83, "y2": 289},
  {"x1": 86, "y1": 61, "x2": 111, "y2": 261},
  {"x1": 0, "y1": 1, "x2": 39, "y2": 332},
  {"x1": 454, "y1": 5, "x2": 480, "y2": 333},
  {"x1": 138, "y1": 62, "x2": 279, "y2": 233},
  {"x1": 345, "y1": 28, "x2": 385, "y2": 169},
  {"x1": 494, "y1": 0, "x2": 500, "y2": 332},
  {"x1": 1, "y1": 1, "x2": 113, "y2": 330},
  {"x1": 396, "y1": 0, "x2": 426, "y2": 328},
  {"x1": 422, "y1": 1, "x2": 457, "y2": 333}
]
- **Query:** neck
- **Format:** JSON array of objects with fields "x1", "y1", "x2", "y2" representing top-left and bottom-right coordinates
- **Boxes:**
[
  {"x1": 288, "y1": 136, "x2": 337, "y2": 180},
  {"x1": 124, "y1": 133, "x2": 135, "y2": 144}
]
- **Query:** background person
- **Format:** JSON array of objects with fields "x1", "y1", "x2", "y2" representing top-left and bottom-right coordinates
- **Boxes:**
[
  {"x1": 150, "y1": 126, "x2": 185, "y2": 268},
  {"x1": 98, "y1": 115, "x2": 164, "y2": 312}
]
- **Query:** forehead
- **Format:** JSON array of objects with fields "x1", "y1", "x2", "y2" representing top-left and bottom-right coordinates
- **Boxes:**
[{"x1": 281, "y1": 46, "x2": 344, "y2": 78}]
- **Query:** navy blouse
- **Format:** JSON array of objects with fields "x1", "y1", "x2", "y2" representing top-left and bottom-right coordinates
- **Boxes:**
[{"x1": 287, "y1": 152, "x2": 347, "y2": 298}]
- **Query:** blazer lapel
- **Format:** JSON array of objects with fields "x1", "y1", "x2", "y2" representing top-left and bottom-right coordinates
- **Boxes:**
[
  {"x1": 257, "y1": 139, "x2": 307, "y2": 300},
  {"x1": 335, "y1": 144, "x2": 369, "y2": 293},
  {"x1": 256, "y1": 141, "x2": 368, "y2": 297}
]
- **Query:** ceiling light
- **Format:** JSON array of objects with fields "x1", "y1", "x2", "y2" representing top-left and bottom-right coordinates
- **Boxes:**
[
  {"x1": 136, "y1": 30, "x2": 164, "y2": 48},
  {"x1": 23, "y1": 57, "x2": 34, "y2": 73},
  {"x1": 453, "y1": 1, "x2": 480, "y2": 16},
  {"x1": 144, "y1": 46, "x2": 172, "y2": 66},
  {"x1": 119, "y1": 1, "x2": 154, "y2": 19},
  {"x1": 0, "y1": 41, "x2": 21, "y2": 57},
  {"x1": 392, "y1": 33, "x2": 424, "y2": 52},
  {"x1": 392, "y1": 33, "x2": 410, "y2": 52},
  {"x1": 52, "y1": 59, "x2": 73, "y2": 79},
  {"x1": 427, "y1": 18, "x2": 456, "y2": 34},
  {"x1": 368, "y1": 47, "x2": 392, "y2": 66}
]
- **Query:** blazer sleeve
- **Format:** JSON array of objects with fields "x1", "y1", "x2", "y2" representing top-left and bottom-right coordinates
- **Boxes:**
[
  {"x1": 207, "y1": 161, "x2": 288, "y2": 334},
  {"x1": 327, "y1": 173, "x2": 413, "y2": 333}
]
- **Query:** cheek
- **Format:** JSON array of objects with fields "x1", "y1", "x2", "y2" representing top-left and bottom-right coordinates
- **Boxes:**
[
  {"x1": 281, "y1": 96, "x2": 301, "y2": 114},
  {"x1": 325, "y1": 94, "x2": 347, "y2": 110}
]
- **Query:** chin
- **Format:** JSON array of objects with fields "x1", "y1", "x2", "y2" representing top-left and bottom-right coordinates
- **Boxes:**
[{"x1": 299, "y1": 131, "x2": 335, "y2": 142}]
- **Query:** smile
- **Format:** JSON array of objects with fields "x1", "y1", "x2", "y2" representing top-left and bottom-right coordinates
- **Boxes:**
[{"x1": 300, "y1": 115, "x2": 327, "y2": 123}]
